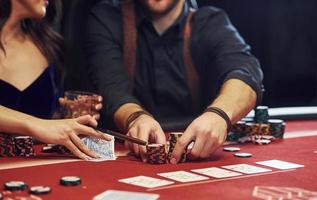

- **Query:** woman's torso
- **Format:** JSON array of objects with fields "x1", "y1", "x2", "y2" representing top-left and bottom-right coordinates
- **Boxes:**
[{"x1": 0, "y1": 36, "x2": 59, "y2": 119}]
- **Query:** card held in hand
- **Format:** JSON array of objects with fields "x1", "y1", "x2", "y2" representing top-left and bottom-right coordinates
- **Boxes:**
[{"x1": 81, "y1": 136, "x2": 116, "y2": 161}]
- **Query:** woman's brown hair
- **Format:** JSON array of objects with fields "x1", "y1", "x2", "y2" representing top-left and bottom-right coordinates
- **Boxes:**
[{"x1": 0, "y1": 0, "x2": 64, "y2": 82}]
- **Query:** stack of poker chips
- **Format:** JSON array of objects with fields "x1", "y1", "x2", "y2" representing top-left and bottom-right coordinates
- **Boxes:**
[
  {"x1": 167, "y1": 132, "x2": 187, "y2": 163},
  {"x1": 227, "y1": 106, "x2": 286, "y2": 144},
  {"x1": 14, "y1": 136, "x2": 35, "y2": 157},
  {"x1": 0, "y1": 133, "x2": 36, "y2": 157},
  {"x1": 0, "y1": 133, "x2": 16, "y2": 157},
  {"x1": 146, "y1": 144, "x2": 166, "y2": 164}
]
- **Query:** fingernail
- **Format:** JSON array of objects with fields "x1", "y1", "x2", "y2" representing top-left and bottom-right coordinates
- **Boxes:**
[{"x1": 170, "y1": 157, "x2": 177, "y2": 164}]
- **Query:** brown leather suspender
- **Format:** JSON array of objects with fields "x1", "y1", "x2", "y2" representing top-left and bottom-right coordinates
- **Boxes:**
[
  {"x1": 121, "y1": 1, "x2": 201, "y2": 111},
  {"x1": 183, "y1": 8, "x2": 200, "y2": 112},
  {"x1": 121, "y1": 0, "x2": 137, "y2": 90}
]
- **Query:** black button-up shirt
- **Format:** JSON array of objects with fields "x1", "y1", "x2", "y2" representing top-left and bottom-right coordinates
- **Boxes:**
[{"x1": 86, "y1": 1, "x2": 263, "y2": 126}]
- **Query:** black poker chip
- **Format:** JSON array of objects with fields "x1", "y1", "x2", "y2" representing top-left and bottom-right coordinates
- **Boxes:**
[
  {"x1": 29, "y1": 186, "x2": 51, "y2": 194},
  {"x1": 4, "y1": 181, "x2": 28, "y2": 191},
  {"x1": 60, "y1": 176, "x2": 81, "y2": 186}
]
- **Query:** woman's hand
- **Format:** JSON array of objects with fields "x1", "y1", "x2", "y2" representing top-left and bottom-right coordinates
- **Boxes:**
[{"x1": 30, "y1": 115, "x2": 112, "y2": 160}]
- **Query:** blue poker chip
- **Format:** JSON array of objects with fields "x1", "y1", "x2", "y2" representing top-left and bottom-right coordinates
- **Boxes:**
[
  {"x1": 60, "y1": 176, "x2": 81, "y2": 186},
  {"x1": 29, "y1": 186, "x2": 51, "y2": 194},
  {"x1": 4, "y1": 181, "x2": 28, "y2": 191}
]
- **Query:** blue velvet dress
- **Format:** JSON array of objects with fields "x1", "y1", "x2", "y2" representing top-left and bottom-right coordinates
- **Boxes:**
[{"x1": 0, "y1": 65, "x2": 59, "y2": 119}]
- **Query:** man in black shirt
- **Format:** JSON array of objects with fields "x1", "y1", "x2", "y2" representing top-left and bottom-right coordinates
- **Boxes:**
[{"x1": 86, "y1": 0, "x2": 263, "y2": 163}]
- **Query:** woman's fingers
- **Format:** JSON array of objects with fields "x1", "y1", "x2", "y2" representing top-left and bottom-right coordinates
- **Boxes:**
[
  {"x1": 64, "y1": 140, "x2": 90, "y2": 160},
  {"x1": 69, "y1": 132, "x2": 99, "y2": 158}
]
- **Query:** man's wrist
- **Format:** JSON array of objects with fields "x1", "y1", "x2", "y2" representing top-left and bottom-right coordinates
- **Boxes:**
[
  {"x1": 203, "y1": 106, "x2": 232, "y2": 132},
  {"x1": 125, "y1": 110, "x2": 153, "y2": 131}
]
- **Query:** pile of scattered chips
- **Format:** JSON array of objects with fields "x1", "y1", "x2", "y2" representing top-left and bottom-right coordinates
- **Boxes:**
[
  {"x1": 0, "y1": 133, "x2": 35, "y2": 157},
  {"x1": 1, "y1": 176, "x2": 82, "y2": 198},
  {"x1": 227, "y1": 106, "x2": 286, "y2": 145}
]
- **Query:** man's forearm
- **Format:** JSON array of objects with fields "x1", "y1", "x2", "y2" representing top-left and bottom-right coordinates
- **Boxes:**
[{"x1": 208, "y1": 79, "x2": 257, "y2": 124}]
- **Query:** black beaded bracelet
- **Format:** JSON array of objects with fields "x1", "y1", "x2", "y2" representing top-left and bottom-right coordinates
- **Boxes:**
[
  {"x1": 125, "y1": 110, "x2": 153, "y2": 131},
  {"x1": 204, "y1": 106, "x2": 232, "y2": 132}
]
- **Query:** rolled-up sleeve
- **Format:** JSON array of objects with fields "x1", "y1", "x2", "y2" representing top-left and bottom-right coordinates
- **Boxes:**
[{"x1": 85, "y1": 4, "x2": 140, "y2": 119}]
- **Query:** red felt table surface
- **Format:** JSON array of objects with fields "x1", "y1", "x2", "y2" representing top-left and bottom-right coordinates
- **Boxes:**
[{"x1": 0, "y1": 120, "x2": 317, "y2": 200}]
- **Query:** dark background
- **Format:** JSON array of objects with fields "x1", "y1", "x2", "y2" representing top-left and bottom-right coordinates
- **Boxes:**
[{"x1": 60, "y1": 0, "x2": 317, "y2": 108}]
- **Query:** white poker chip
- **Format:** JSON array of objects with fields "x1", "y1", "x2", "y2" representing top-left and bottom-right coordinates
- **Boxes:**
[
  {"x1": 223, "y1": 147, "x2": 241, "y2": 152},
  {"x1": 234, "y1": 152, "x2": 252, "y2": 158},
  {"x1": 29, "y1": 186, "x2": 51, "y2": 194},
  {"x1": 255, "y1": 139, "x2": 271, "y2": 145}
]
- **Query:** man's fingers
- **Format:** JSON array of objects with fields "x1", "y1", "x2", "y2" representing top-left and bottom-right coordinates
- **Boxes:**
[
  {"x1": 69, "y1": 133, "x2": 99, "y2": 158},
  {"x1": 126, "y1": 131, "x2": 139, "y2": 157},
  {"x1": 138, "y1": 127, "x2": 150, "y2": 163},
  {"x1": 171, "y1": 130, "x2": 194, "y2": 164},
  {"x1": 187, "y1": 134, "x2": 207, "y2": 160},
  {"x1": 155, "y1": 128, "x2": 167, "y2": 145},
  {"x1": 64, "y1": 140, "x2": 90, "y2": 160}
]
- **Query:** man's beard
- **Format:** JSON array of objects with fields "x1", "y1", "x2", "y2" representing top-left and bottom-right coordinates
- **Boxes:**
[{"x1": 140, "y1": 0, "x2": 181, "y2": 16}]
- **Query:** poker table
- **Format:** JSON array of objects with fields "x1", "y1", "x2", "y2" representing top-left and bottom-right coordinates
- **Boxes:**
[{"x1": 1, "y1": 119, "x2": 317, "y2": 200}]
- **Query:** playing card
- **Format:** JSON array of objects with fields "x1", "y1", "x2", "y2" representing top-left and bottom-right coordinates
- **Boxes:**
[
  {"x1": 255, "y1": 160, "x2": 304, "y2": 170},
  {"x1": 157, "y1": 171, "x2": 209, "y2": 182},
  {"x1": 93, "y1": 190, "x2": 159, "y2": 200},
  {"x1": 118, "y1": 176, "x2": 174, "y2": 188},
  {"x1": 222, "y1": 164, "x2": 272, "y2": 174},
  {"x1": 191, "y1": 167, "x2": 242, "y2": 178},
  {"x1": 81, "y1": 136, "x2": 116, "y2": 160}
]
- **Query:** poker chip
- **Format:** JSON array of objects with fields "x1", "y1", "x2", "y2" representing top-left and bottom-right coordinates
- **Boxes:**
[
  {"x1": 60, "y1": 176, "x2": 81, "y2": 186},
  {"x1": 223, "y1": 147, "x2": 241, "y2": 152},
  {"x1": 42, "y1": 146, "x2": 55, "y2": 153},
  {"x1": 255, "y1": 106, "x2": 269, "y2": 123},
  {"x1": 14, "y1": 136, "x2": 35, "y2": 157},
  {"x1": 234, "y1": 152, "x2": 252, "y2": 158},
  {"x1": 146, "y1": 144, "x2": 166, "y2": 164},
  {"x1": 255, "y1": 139, "x2": 271, "y2": 145},
  {"x1": 168, "y1": 132, "x2": 186, "y2": 163},
  {"x1": 29, "y1": 186, "x2": 51, "y2": 194},
  {"x1": 268, "y1": 119, "x2": 286, "y2": 139},
  {"x1": 4, "y1": 181, "x2": 28, "y2": 191},
  {"x1": 0, "y1": 133, "x2": 16, "y2": 157}
]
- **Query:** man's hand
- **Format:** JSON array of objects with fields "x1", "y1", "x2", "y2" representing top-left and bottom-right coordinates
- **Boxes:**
[
  {"x1": 170, "y1": 112, "x2": 228, "y2": 164},
  {"x1": 125, "y1": 115, "x2": 166, "y2": 162}
]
